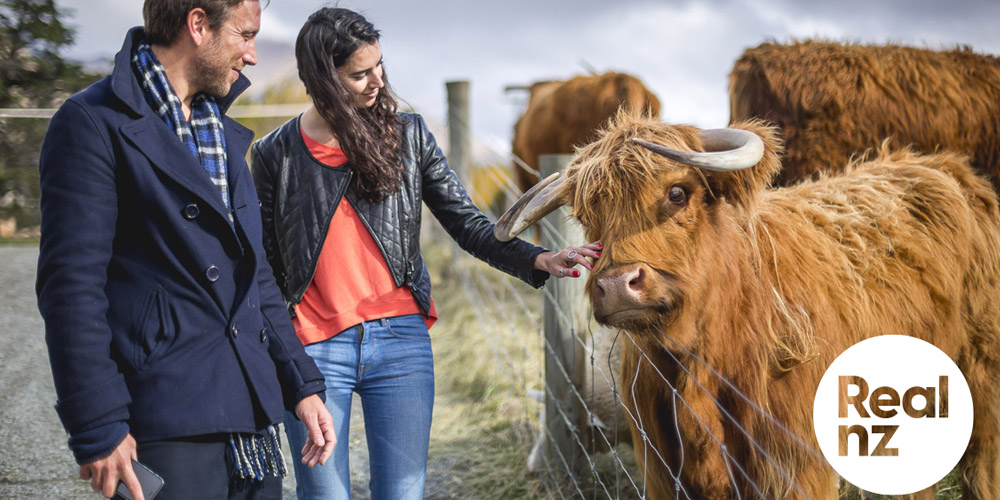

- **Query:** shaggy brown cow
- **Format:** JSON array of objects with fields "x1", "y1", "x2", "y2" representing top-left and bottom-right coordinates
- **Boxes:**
[
  {"x1": 496, "y1": 111, "x2": 1000, "y2": 499},
  {"x1": 729, "y1": 40, "x2": 1000, "y2": 190},
  {"x1": 511, "y1": 72, "x2": 661, "y2": 193}
]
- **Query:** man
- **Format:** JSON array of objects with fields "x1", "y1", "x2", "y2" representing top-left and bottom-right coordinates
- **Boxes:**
[{"x1": 35, "y1": 1, "x2": 335, "y2": 498}]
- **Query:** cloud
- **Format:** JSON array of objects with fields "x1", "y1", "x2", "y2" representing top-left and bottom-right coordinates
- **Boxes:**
[
  {"x1": 52, "y1": 0, "x2": 1000, "y2": 152},
  {"x1": 258, "y1": 8, "x2": 300, "y2": 43},
  {"x1": 60, "y1": 0, "x2": 141, "y2": 59}
]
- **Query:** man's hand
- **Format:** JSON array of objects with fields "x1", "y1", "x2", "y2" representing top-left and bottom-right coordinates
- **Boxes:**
[
  {"x1": 79, "y1": 433, "x2": 143, "y2": 499},
  {"x1": 295, "y1": 394, "x2": 336, "y2": 468}
]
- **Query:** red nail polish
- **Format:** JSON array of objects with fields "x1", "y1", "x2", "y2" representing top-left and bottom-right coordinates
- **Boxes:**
[
  {"x1": 596, "y1": 252, "x2": 601, "y2": 257},
  {"x1": 573, "y1": 270, "x2": 580, "y2": 277},
  {"x1": 597, "y1": 244, "x2": 603, "y2": 248}
]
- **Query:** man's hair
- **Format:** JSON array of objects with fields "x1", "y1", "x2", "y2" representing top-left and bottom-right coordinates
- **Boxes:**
[
  {"x1": 296, "y1": 7, "x2": 403, "y2": 203},
  {"x1": 142, "y1": 0, "x2": 264, "y2": 46}
]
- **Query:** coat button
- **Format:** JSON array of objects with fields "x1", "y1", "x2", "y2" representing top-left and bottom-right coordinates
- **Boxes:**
[
  {"x1": 205, "y1": 265, "x2": 221, "y2": 282},
  {"x1": 260, "y1": 328, "x2": 268, "y2": 343},
  {"x1": 183, "y1": 203, "x2": 200, "y2": 219},
  {"x1": 231, "y1": 325, "x2": 239, "y2": 337}
]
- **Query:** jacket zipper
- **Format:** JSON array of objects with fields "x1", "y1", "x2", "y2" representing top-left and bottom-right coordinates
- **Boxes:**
[
  {"x1": 350, "y1": 195, "x2": 406, "y2": 288},
  {"x1": 396, "y1": 191, "x2": 412, "y2": 286},
  {"x1": 292, "y1": 169, "x2": 354, "y2": 305}
]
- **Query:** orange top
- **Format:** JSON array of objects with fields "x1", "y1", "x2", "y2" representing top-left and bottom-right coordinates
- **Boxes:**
[{"x1": 292, "y1": 129, "x2": 436, "y2": 345}]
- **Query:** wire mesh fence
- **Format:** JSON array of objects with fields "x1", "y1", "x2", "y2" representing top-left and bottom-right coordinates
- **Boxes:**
[{"x1": 451, "y1": 96, "x2": 969, "y2": 499}]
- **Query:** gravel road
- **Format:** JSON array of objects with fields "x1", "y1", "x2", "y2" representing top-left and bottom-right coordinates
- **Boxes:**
[{"x1": 0, "y1": 246, "x2": 377, "y2": 499}]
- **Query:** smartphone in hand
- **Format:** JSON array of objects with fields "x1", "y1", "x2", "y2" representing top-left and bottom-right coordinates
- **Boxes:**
[{"x1": 113, "y1": 459, "x2": 164, "y2": 500}]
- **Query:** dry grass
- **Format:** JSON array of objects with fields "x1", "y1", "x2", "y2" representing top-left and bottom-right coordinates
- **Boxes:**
[
  {"x1": 421, "y1": 232, "x2": 548, "y2": 499},
  {"x1": 421, "y1": 226, "x2": 644, "y2": 499}
]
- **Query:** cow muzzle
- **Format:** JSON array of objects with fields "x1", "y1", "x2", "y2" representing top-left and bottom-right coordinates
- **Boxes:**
[{"x1": 592, "y1": 263, "x2": 673, "y2": 329}]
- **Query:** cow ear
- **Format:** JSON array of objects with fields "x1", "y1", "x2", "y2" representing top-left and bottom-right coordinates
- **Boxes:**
[{"x1": 702, "y1": 120, "x2": 784, "y2": 209}]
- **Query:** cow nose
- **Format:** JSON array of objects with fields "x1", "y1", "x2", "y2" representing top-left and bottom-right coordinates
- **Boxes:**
[
  {"x1": 627, "y1": 267, "x2": 646, "y2": 292},
  {"x1": 594, "y1": 265, "x2": 647, "y2": 304}
]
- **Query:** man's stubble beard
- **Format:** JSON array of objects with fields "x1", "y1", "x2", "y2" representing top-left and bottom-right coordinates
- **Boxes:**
[{"x1": 191, "y1": 36, "x2": 235, "y2": 99}]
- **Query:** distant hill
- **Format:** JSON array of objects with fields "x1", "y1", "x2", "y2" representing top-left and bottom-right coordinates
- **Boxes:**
[
  {"x1": 242, "y1": 38, "x2": 298, "y2": 98},
  {"x1": 79, "y1": 55, "x2": 113, "y2": 76}
]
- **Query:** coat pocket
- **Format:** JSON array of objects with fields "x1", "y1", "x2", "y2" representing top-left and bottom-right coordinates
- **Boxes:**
[{"x1": 133, "y1": 287, "x2": 174, "y2": 369}]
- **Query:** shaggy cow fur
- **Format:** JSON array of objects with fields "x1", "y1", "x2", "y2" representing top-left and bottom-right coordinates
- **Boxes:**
[
  {"x1": 729, "y1": 40, "x2": 1000, "y2": 191},
  {"x1": 511, "y1": 72, "x2": 660, "y2": 194},
  {"x1": 553, "y1": 111, "x2": 1000, "y2": 499}
]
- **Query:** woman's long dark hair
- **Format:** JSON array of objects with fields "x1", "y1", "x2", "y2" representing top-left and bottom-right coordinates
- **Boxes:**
[{"x1": 296, "y1": 7, "x2": 403, "y2": 202}]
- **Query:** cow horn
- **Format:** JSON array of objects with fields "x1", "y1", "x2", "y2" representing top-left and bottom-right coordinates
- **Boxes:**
[
  {"x1": 631, "y1": 128, "x2": 764, "y2": 171},
  {"x1": 494, "y1": 172, "x2": 566, "y2": 242}
]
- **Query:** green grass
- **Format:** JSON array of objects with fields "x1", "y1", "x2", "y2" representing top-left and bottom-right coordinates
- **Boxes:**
[{"x1": 0, "y1": 235, "x2": 39, "y2": 246}]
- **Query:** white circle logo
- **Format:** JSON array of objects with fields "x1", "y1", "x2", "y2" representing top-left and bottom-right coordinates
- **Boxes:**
[{"x1": 812, "y1": 335, "x2": 972, "y2": 495}]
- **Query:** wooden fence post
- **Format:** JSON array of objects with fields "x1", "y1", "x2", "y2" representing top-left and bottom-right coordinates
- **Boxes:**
[
  {"x1": 539, "y1": 153, "x2": 589, "y2": 484},
  {"x1": 443, "y1": 81, "x2": 471, "y2": 254},
  {"x1": 446, "y1": 80, "x2": 470, "y2": 178}
]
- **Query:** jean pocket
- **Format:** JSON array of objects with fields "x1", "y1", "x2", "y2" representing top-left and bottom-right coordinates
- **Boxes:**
[{"x1": 385, "y1": 314, "x2": 430, "y2": 340}]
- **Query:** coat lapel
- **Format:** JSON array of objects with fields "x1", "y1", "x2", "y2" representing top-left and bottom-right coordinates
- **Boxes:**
[
  {"x1": 226, "y1": 117, "x2": 255, "y2": 257},
  {"x1": 224, "y1": 117, "x2": 254, "y2": 212},
  {"x1": 120, "y1": 116, "x2": 233, "y2": 222}
]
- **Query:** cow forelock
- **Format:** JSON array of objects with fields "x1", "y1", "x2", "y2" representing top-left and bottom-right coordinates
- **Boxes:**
[
  {"x1": 567, "y1": 112, "x2": 703, "y2": 234},
  {"x1": 565, "y1": 112, "x2": 784, "y2": 232}
]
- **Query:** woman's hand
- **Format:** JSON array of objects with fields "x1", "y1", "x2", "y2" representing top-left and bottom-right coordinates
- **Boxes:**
[{"x1": 534, "y1": 241, "x2": 602, "y2": 278}]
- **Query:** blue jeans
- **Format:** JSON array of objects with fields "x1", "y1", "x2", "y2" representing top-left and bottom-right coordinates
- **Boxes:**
[{"x1": 285, "y1": 314, "x2": 434, "y2": 500}]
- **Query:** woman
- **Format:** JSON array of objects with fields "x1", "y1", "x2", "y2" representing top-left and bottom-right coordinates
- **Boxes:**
[{"x1": 251, "y1": 7, "x2": 599, "y2": 499}]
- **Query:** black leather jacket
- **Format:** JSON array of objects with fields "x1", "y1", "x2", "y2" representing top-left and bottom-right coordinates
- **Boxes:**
[{"x1": 251, "y1": 112, "x2": 549, "y2": 318}]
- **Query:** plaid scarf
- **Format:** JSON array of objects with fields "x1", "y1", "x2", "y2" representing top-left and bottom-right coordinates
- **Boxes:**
[{"x1": 133, "y1": 40, "x2": 233, "y2": 221}]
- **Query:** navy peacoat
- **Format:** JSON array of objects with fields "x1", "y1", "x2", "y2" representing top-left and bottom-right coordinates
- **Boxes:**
[{"x1": 35, "y1": 28, "x2": 325, "y2": 462}]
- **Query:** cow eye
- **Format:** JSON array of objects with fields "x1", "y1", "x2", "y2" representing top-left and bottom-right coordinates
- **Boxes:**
[{"x1": 668, "y1": 185, "x2": 688, "y2": 205}]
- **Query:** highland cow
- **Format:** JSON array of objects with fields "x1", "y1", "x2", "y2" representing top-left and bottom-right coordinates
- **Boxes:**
[
  {"x1": 496, "y1": 111, "x2": 1000, "y2": 499},
  {"x1": 511, "y1": 72, "x2": 660, "y2": 193},
  {"x1": 729, "y1": 40, "x2": 1000, "y2": 190}
]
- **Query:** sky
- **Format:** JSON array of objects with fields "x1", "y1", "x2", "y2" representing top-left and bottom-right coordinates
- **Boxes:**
[{"x1": 56, "y1": 0, "x2": 1000, "y2": 157}]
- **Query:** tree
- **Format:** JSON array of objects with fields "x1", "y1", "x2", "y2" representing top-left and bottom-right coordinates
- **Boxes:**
[{"x1": 0, "y1": 0, "x2": 100, "y2": 232}]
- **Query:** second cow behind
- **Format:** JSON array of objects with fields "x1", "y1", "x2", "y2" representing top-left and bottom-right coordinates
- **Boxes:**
[{"x1": 511, "y1": 72, "x2": 660, "y2": 193}]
